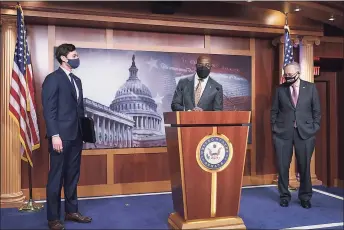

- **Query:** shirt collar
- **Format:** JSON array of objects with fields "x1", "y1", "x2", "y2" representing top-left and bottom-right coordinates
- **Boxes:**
[
  {"x1": 60, "y1": 66, "x2": 72, "y2": 77},
  {"x1": 291, "y1": 78, "x2": 301, "y2": 87},
  {"x1": 195, "y1": 73, "x2": 209, "y2": 82}
]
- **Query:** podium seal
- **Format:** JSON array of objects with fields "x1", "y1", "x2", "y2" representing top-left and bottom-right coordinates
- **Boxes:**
[{"x1": 196, "y1": 134, "x2": 233, "y2": 173}]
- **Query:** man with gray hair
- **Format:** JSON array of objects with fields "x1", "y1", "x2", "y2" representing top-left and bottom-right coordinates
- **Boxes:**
[{"x1": 271, "y1": 61, "x2": 321, "y2": 209}]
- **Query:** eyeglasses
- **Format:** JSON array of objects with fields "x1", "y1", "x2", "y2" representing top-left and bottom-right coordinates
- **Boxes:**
[
  {"x1": 283, "y1": 72, "x2": 299, "y2": 78},
  {"x1": 196, "y1": 63, "x2": 212, "y2": 69}
]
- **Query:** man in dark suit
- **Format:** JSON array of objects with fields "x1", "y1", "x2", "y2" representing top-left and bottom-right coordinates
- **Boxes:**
[
  {"x1": 171, "y1": 55, "x2": 223, "y2": 111},
  {"x1": 42, "y1": 43, "x2": 91, "y2": 230},
  {"x1": 271, "y1": 61, "x2": 321, "y2": 209}
]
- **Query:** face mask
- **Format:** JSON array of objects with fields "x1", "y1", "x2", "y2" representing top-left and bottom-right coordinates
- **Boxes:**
[
  {"x1": 196, "y1": 66, "x2": 210, "y2": 79},
  {"x1": 284, "y1": 72, "x2": 299, "y2": 85},
  {"x1": 67, "y1": 58, "x2": 80, "y2": 69}
]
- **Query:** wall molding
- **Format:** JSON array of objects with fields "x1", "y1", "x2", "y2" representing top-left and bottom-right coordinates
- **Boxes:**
[
  {"x1": 22, "y1": 174, "x2": 277, "y2": 201},
  {"x1": 1, "y1": 6, "x2": 323, "y2": 38}
]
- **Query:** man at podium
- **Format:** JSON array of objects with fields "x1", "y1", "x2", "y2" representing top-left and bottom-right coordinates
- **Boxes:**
[{"x1": 171, "y1": 55, "x2": 223, "y2": 111}]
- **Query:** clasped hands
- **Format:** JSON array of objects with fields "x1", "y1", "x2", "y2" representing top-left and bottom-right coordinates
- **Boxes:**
[{"x1": 192, "y1": 107, "x2": 203, "y2": 111}]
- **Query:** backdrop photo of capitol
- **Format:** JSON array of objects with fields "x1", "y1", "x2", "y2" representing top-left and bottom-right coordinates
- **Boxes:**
[{"x1": 53, "y1": 48, "x2": 252, "y2": 149}]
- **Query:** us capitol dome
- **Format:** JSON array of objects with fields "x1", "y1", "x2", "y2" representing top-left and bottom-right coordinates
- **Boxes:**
[{"x1": 110, "y1": 55, "x2": 163, "y2": 140}]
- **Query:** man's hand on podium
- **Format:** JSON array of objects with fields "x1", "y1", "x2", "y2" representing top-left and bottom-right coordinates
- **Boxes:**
[{"x1": 192, "y1": 107, "x2": 203, "y2": 111}]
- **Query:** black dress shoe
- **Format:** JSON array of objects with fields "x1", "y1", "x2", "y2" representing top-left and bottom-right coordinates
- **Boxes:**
[
  {"x1": 65, "y1": 212, "x2": 92, "y2": 223},
  {"x1": 301, "y1": 200, "x2": 312, "y2": 209},
  {"x1": 48, "y1": 220, "x2": 65, "y2": 230},
  {"x1": 280, "y1": 199, "x2": 289, "y2": 207}
]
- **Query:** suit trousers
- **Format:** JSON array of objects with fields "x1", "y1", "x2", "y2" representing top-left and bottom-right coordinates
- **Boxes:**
[
  {"x1": 273, "y1": 128, "x2": 315, "y2": 202},
  {"x1": 46, "y1": 132, "x2": 83, "y2": 221}
]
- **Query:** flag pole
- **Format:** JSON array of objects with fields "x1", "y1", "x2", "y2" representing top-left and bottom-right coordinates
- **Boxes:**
[
  {"x1": 285, "y1": 12, "x2": 288, "y2": 27},
  {"x1": 284, "y1": 12, "x2": 297, "y2": 192},
  {"x1": 272, "y1": 12, "x2": 297, "y2": 192},
  {"x1": 18, "y1": 156, "x2": 43, "y2": 212},
  {"x1": 14, "y1": 2, "x2": 43, "y2": 212}
]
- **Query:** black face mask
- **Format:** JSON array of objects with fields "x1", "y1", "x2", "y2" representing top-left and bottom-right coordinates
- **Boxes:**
[
  {"x1": 67, "y1": 58, "x2": 80, "y2": 69},
  {"x1": 284, "y1": 72, "x2": 299, "y2": 85},
  {"x1": 196, "y1": 66, "x2": 210, "y2": 79}
]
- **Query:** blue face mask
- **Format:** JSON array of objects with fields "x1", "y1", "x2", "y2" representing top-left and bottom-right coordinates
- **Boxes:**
[{"x1": 67, "y1": 58, "x2": 80, "y2": 69}]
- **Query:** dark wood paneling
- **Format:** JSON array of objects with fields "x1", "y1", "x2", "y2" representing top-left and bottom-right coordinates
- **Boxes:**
[
  {"x1": 79, "y1": 155, "x2": 107, "y2": 186},
  {"x1": 114, "y1": 153, "x2": 170, "y2": 183},
  {"x1": 315, "y1": 82, "x2": 328, "y2": 185},
  {"x1": 254, "y1": 39, "x2": 278, "y2": 175},
  {"x1": 315, "y1": 73, "x2": 339, "y2": 186},
  {"x1": 244, "y1": 149, "x2": 251, "y2": 176},
  {"x1": 113, "y1": 30, "x2": 204, "y2": 48},
  {"x1": 181, "y1": 127, "x2": 212, "y2": 220},
  {"x1": 293, "y1": 47, "x2": 300, "y2": 63},
  {"x1": 210, "y1": 36, "x2": 250, "y2": 50},
  {"x1": 337, "y1": 71, "x2": 344, "y2": 181},
  {"x1": 314, "y1": 42, "x2": 344, "y2": 59}
]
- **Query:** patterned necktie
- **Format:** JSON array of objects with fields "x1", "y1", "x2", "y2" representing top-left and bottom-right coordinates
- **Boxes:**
[
  {"x1": 291, "y1": 84, "x2": 298, "y2": 107},
  {"x1": 194, "y1": 79, "x2": 203, "y2": 106}
]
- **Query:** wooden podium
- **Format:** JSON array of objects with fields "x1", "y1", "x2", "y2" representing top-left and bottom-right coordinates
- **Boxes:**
[{"x1": 164, "y1": 111, "x2": 251, "y2": 229}]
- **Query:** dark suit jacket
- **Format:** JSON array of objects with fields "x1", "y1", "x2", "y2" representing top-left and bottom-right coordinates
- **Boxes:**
[
  {"x1": 271, "y1": 79, "x2": 321, "y2": 140},
  {"x1": 41, "y1": 67, "x2": 85, "y2": 141},
  {"x1": 171, "y1": 75, "x2": 223, "y2": 111}
]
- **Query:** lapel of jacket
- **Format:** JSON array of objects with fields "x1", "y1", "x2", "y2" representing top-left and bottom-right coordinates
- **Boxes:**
[
  {"x1": 188, "y1": 76, "x2": 195, "y2": 107},
  {"x1": 197, "y1": 77, "x2": 212, "y2": 106},
  {"x1": 295, "y1": 79, "x2": 305, "y2": 108},
  {"x1": 284, "y1": 83, "x2": 295, "y2": 109},
  {"x1": 58, "y1": 67, "x2": 77, "y2": 101}
]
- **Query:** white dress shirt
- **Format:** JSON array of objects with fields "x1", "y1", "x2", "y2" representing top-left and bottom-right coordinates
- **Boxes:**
[
  {"x1": 194, "y1": 73, "x2": 209, "y2": 97},
  {"x1": 60, "y1": 66, "x2": 79, "y2": 100}
]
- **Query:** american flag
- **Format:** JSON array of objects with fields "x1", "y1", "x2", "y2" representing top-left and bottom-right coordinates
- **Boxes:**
[
  {"x1": 8, "y1": 4, "x2": 40, "y2": 167},
  {"x1": 280, "y1": 24, "x2": 294, "y2": 84}
]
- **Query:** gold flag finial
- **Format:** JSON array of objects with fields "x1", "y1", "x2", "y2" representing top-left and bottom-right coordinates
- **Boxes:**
[
  {"x1": 15, "y1": 2, "x2": 20, "y2": 9},
  {"x1": 284, "y1": 12, "x2": 289, "y2": 31},
  {"x1": 285, "y1": 12, "x2": 288, "y2": 26}
]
